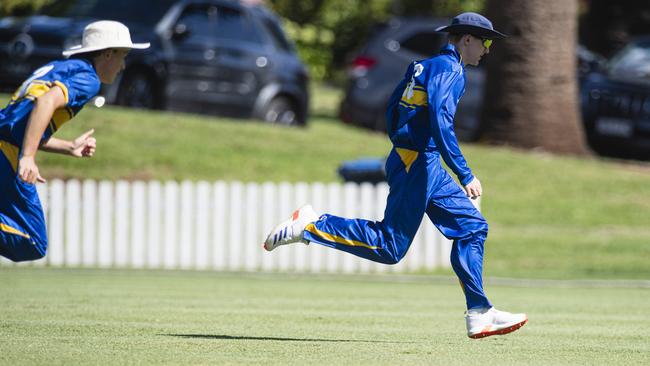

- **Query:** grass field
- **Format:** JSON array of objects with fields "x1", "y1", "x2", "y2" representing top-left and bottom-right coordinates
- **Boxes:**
[
  {"x1": 1, "y1": 267, "x2": 649, "y2": 366},
  {"x1": 2, "y1": 62, "x2": 650, "y2": 365}
]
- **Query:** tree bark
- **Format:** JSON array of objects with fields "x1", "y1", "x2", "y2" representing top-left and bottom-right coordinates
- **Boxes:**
[{"x1": 481, "y1": 0, "x2": 589, "y2": 155}]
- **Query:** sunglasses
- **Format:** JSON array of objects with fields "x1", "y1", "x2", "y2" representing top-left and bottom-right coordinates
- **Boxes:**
[{"x1": 475, "y1": 36, "x2": 493, "y2": 50}]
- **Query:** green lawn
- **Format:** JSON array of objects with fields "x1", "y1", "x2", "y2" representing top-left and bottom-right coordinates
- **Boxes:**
[
  {"x1": 0, "y1": 268, "x2": 648, "y2": 366},
  {"x1": 472, "y1": 147, "x2": 650, "y2": 280}
]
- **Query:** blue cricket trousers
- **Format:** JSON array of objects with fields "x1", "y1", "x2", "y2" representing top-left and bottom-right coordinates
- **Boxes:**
[
  {"x1": 0, "y1": 140, "x2": 47, "y2": 262},
  {"x1": 303, "y1": 147, "x2": 491, "y2": 309}
]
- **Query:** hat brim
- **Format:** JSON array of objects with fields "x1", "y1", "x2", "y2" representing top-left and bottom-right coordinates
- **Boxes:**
[
  {"x1": 62, "y1": 42, "x2": 150, "y2": 57},
  {"x1": 436, "y1": 24, "x2": 507, "y2": 39}
]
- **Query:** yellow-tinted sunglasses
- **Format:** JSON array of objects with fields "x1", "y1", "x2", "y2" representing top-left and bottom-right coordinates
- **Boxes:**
[{"x1": 476, "y1": 36, "x2": 492, "y2": 49}]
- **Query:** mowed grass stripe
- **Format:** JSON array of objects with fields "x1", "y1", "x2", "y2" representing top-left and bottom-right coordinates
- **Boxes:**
[{"x1": 1, "y1": 268, "x2": 649, "y2": 366}]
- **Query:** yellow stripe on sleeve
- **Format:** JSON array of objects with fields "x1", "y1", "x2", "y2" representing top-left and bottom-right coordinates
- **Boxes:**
[
  {"x1": 399, "y1": 101, "x2": 416, "y2": 109},
  {"x1": 400, "y1": 89, "x2": 428, "y2": 107},
  {"x1": 305, "y1": 223, "x2": 379, "y2": 250},
  {"x1": 24, "y1": 81, "x2": 52, "y2": 100},
  {"x1": 53, "y1": 80, "x2": 69, "y2": 105}
]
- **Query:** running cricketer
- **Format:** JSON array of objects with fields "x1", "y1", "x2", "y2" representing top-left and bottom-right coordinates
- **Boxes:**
[
  {"x1": 263, "y1": 13, "x2": 528, "y2": 339},
  {"x1": 0, "y1": 21, "x2": 149, "y2": 262}
]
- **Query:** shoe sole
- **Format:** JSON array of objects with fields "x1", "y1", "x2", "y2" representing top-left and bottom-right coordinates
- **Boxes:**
[
  {"x1": 262, "y1": 207, "x2": 302, "y2": 251},
  {"x1": 468, "y1": 318, "x2": 528, "y2": 339}
]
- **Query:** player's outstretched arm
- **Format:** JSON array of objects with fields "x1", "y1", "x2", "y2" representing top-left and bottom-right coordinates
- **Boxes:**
[{"x1": 41, "y1": 129, "x2": 96, "y2": 158}]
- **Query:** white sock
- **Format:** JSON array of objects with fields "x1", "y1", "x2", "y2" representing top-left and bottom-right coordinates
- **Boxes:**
[{"x1": 467, "y1": 307, "x2": 491, "y2": 315}]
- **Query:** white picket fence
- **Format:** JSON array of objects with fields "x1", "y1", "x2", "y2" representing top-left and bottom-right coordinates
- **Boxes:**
[{"x1": 0, "y1": 180, "x2": 480, "y2": 273}]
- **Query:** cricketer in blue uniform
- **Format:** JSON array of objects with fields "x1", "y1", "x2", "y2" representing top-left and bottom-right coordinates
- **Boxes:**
[
  {"x1": 304, "y1": 42, "x2": 493, "y2": 309},
  {"x1": 265, "y1": 12, "x2": 528, "y2": 339},
  {"x1": 322, "y1": 43, "x2": 491, "y2": 302},
  {"x1": 0, "y1": 60, "x2": 100, "y2": 261},
  {"x1": 0, "y1": 20, "x2": 149, "y2": 262},
  {"x1": 266, "y1": 14, "x2": 501, "y2": 310}
]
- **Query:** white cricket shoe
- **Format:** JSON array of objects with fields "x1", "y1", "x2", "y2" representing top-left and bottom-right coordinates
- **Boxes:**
[
  {"x1": 466, "y1": 307, "x2": 528, "y2": 339},
  {"x1": 263, "y1": 205, "x2": 320, "y2": 251}
]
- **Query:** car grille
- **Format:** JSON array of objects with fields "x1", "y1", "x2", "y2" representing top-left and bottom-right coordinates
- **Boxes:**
[{"x1": 587, "y1": 88, "x2": 650, "y2": 120}]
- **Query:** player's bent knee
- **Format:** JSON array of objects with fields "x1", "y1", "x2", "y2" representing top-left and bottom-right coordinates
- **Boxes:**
[
  {"x1": 11, "y1": 239, "x2": 47, "y2": 262},
  {"x1": 382, "y1": 256, "x2": 401, "y2": 265},
  {"x1": 479, "y1": 221, "x2": 488, "y2": 236},
  {"x1": 380, "y1": 238, "x2": 410, "y2": 265},
  {"x1": 29, "y1": 247, "x2": 46, "y2": 261},
  {"x1": 469, "y1": 218, "x2": 488, "y2": 239},
  {"x1": 11, "y1": 247, "x2": 46, "y2": 262}
]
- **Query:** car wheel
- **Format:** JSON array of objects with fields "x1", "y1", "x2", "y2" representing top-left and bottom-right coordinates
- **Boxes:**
[
  {"x1": 263, "y1": 97, "x2": 299, "y2": 126},
  {"x1": 116, "y1": 72, "x2": 157, "y2": 109}
]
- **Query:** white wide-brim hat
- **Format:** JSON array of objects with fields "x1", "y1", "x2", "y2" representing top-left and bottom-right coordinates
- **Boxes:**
[{"x1": 63, "y1": 20, "x2": 150, "y2": 57}]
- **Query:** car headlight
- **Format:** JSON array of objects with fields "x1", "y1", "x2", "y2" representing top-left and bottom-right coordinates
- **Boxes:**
[{"x1": 0, "y1": 17, "x2": 15, "y2": 28}]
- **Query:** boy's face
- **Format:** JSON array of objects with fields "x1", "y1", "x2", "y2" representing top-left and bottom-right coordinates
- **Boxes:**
[
  {"x1": 96, "y1": 48, "x2": 130, "y2": 84},
  {"x1": 464, "y1": 35, "x2": 491, "y2": 66}
]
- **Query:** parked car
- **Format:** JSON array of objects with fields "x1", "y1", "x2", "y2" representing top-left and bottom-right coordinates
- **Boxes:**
[
  {"x1": 338, "y1": 17, "x2": 486, "y2": 141},
  {"x1": 0, "y1": 0, "x2": 309, "y2": 125},
  {"x1": 581, "y1": 36, "x2": 650, "y2": 157}
]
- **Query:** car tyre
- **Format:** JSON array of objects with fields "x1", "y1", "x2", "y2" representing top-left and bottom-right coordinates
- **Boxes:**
[{"x1": 263, "y1": 97, "x2": 299, "y2": 126}]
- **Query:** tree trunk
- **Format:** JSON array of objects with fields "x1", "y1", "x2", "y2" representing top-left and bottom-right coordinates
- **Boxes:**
[{"x1": 481, "y1": 0, "x2": 589, "y2": 155}]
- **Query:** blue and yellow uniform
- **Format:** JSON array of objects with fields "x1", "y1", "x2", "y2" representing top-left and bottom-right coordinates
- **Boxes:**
[
  {"x1": 0, "y1": 59, "x2": 100, "y2": 262},
  {"x1": 303, "y1": 44, "x2": 491, "y2": 310}
]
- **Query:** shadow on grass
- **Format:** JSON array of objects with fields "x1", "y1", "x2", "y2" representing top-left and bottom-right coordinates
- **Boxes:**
[{"x1": 163, "y1": 334, "x2": 414, "y2": 344}]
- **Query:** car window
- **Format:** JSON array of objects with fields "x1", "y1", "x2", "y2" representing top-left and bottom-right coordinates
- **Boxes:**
[
  {"x1": 40, "y1": 0, "x2": 176, "y2": 27},
  {"x1": 400, "y1": 31, "x2": 446, "y2": 57},
  {"x1": 176, "y1": 4, "x2": 218, "y2": 39},
  {"x1": 609, "y1": 41, "x2": 650, "y2": 79},
  {"x1": 259, "y1": 18, "x2": 292, "y2": 51},
  {"x1": 176, "y1": 4, "x2": 262, "y2": 44},
  {"x1": 216, "y1": 6, "x2": 262, "y2": 44}
]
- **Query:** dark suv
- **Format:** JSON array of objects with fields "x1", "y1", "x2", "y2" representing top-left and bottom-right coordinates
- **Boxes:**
[
  {"x1": 0, "y1": 0, "x2": 309, "y2": 125},
  {"x1": 581, "y1": 36, "x2": 650, "y2": 157}
]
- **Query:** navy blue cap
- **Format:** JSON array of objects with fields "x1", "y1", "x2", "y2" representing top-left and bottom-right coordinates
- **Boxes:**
[{"x1": 436, "y1": 12, "x2": 507, "y2": 39}]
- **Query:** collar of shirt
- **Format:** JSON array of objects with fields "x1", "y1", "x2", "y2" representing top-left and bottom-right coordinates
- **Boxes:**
[{"x1": 440, "y1": 43, "x2": 463, "y2": 66}]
